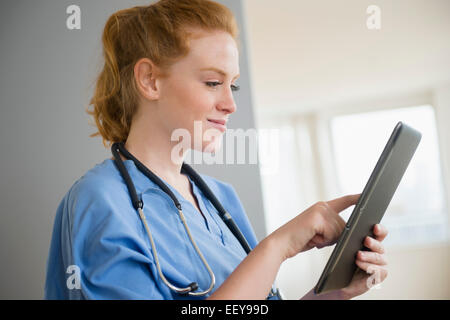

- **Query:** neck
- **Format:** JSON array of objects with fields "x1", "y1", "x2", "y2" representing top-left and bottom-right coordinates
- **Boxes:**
[{"x1": 123, "y1": 115, "x2": 189, "y2": 185}]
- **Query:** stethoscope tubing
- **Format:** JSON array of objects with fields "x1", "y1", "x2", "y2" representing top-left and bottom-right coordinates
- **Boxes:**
[
  {"x1": 111, "y1": 142, "x2": 282, "y2": 299},
  {"x1": 112, "y1": 142, "x2": 248, "y2": 296}
]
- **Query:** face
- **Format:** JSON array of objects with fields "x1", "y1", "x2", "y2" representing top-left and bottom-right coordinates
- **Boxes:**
[{"x1": 154, "y1": 29, "x2": 240, "y2": 153}]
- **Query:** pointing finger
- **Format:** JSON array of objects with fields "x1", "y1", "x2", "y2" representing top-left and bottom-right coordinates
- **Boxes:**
[{"x1": 326, "y1": 194, "x2": 361, "y2": 214}]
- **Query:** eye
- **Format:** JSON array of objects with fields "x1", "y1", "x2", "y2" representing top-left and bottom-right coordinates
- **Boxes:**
[
  {"x1": 205, "y1": 81, "x2": 221, "y2": 88},
  {"x1": 205, "y1": 82, "x2": 240, "y2": 92}
]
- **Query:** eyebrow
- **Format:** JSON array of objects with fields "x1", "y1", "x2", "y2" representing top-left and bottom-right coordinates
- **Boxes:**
[{"x1": 199, "y1": 67, "x2": 240, "y2": 80}]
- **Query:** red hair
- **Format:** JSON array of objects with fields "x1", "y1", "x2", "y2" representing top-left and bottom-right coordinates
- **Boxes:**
[{"x1": 87, "y1": 0, "x2": 239, "y2": 147}]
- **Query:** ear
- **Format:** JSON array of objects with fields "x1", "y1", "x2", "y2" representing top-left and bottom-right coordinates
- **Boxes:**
[{"x1": 134, "y1": 58, "x2": 162, "y2": 101}]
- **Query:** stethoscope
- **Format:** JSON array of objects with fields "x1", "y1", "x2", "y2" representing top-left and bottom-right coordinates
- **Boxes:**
[{"x1": 111, "y1": 142, "x2": 282, "y2": 299}]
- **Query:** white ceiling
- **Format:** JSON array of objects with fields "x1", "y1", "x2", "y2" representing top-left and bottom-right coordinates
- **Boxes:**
[{"x1": 243, "y1": 0, "x2": 450, "y2": 116}]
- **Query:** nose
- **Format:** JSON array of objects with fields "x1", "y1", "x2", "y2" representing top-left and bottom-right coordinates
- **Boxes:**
[{"x1": 217, "y1": 87, "x2": 237, "y2": 114}]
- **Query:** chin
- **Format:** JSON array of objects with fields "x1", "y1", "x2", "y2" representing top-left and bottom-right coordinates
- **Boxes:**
[
  {"x1": 204, "y1": 142, "x2": 223, "y2": 154},
  {"x1": 190, "y1": 136, "x2": 223, "y2": 154}
]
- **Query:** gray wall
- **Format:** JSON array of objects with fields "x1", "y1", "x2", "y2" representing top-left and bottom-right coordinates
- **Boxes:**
[{"x1": 0, "y1": 0, "x2": 266, "y2": 299}]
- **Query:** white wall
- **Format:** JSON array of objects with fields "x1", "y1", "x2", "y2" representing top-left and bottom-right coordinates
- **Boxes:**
[{"x1": 244, "y1": 0, "x2": 450, "y2": 299}]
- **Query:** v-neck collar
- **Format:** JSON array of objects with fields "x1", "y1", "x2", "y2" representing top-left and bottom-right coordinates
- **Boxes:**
[
  {"x1": 107, "y1": 158, "x2": 225, "y2": 241},
  {"x1": 111, "y1": 159, "x2": 211, "y2": 229}
]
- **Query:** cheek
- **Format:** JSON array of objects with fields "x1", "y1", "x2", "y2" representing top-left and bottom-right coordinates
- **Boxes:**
[
  {"x1": 161, "y1": 80, "x2": 220, "y2": 152},
  {"x1": 170, "y1": 82, "x2": 212, "y2": 118},
  {"x1": 178, "y1": 89, "x2": 215, "y2": 134},
  {"x1": 189, "y1": 91, "x2": 214, "y2": 118}
]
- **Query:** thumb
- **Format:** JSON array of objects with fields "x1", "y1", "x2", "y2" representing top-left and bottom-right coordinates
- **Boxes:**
[{"x1": 326, "y1": 193, "x2": 361, "y2": 214}]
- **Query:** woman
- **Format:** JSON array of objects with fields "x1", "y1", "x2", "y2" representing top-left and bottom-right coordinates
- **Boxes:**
[{"x1": 45, "y1": 0, "x2": 388, "y2": 300}]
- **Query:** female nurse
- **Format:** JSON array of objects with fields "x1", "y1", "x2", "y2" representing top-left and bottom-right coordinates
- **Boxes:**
[{"x1": 45, "y1": 0, "x2": 389, "y2": 300}]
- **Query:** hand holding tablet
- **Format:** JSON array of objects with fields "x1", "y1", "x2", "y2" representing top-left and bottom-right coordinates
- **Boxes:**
[{"x1": 314, "y1": 121, "x2": 422, "y2": 295}]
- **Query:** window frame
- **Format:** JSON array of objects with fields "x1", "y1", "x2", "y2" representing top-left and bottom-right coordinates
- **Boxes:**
[{"x1": 313, "y1": 90, "x2": 450, "y2": 249}]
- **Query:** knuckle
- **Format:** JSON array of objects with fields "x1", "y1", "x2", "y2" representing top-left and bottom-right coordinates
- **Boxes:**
[
  {"x1": 372, "y1": 252, "x2": 379, "y2": 263},
  {"x1": 308, "y1": 210, "x2": 325, "y2": 232},
  {"x1": 315, "y1": 201, "x2": 329, "y2": 213},
  {"x1": 376, "y1": 253, "x2": 384, "y2": 264},
  {"x1": 312, "y1": 202, "x2": 328, "y2": 220}
]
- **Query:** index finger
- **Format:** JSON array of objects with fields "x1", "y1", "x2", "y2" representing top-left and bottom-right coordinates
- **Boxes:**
[{"x1": 326, "y1": 194, "x2": 361, "y2": 214}]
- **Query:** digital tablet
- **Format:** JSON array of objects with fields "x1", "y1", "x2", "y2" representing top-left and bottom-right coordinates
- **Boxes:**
[{"x1": 314, "y1": 121, "x2": 422, "y2": 295}]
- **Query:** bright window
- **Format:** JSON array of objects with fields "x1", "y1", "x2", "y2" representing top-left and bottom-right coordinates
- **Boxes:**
[{"x1": 330, "y1": 105, "x2": 448, "y2": 247}]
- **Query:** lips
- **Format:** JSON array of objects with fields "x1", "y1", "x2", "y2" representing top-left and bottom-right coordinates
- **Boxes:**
[
  {"x1": 207, "y1": 118, "x2": 227, "y2": 132},
  {"x1": 207, "y1": 118, "x2": 227, "y2": 125}
]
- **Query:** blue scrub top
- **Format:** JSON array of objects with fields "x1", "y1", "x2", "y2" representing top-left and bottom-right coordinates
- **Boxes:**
[{"x1": 45, "y1": 159, "x2": 277, "y2": 300}]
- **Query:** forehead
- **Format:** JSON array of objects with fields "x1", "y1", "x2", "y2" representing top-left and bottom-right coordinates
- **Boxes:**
[{"x1": 177, "y1": 30, "x2": 240, "y2": 77}]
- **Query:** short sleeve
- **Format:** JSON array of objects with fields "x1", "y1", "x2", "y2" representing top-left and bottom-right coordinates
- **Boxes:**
[{"x1": 47, "y1": 177, "x2": 165, "y2": 299}]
